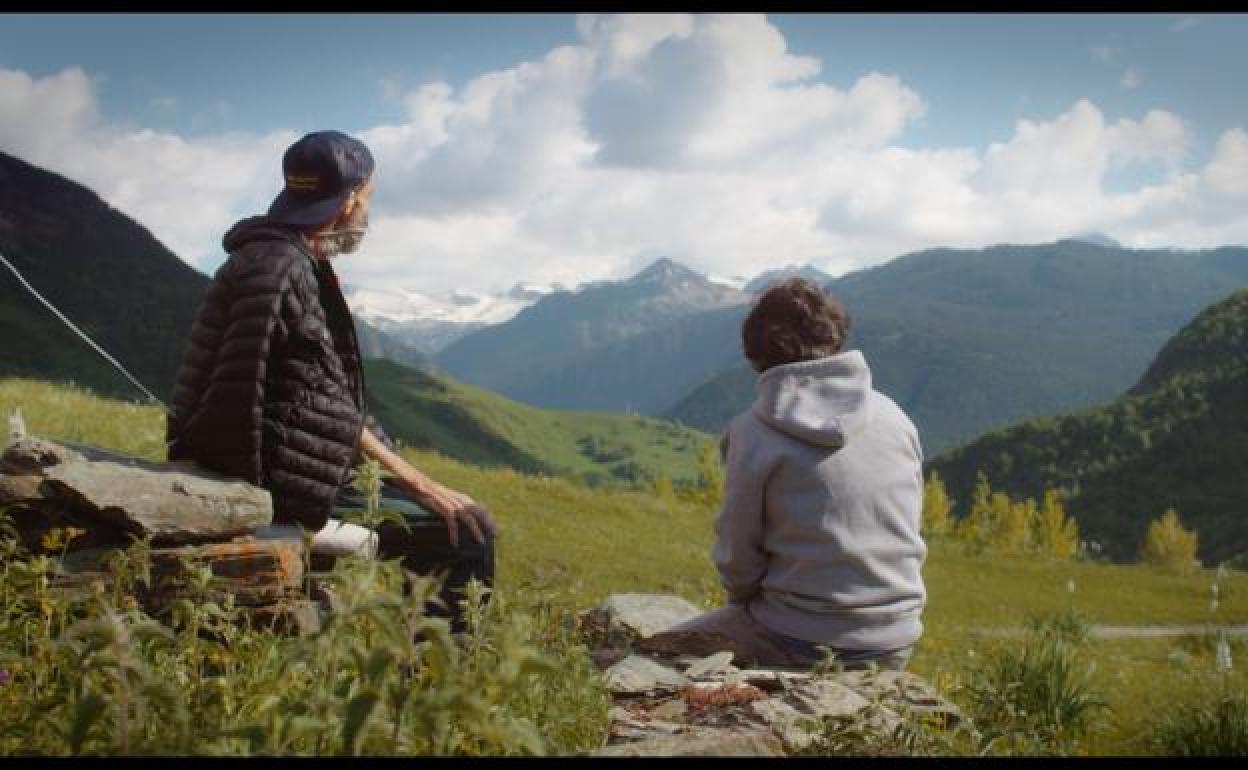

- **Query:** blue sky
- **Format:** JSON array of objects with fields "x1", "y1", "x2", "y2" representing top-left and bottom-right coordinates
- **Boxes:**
[{"x1": 2, "y1": 13, "x2": 1246, "y2": 294}]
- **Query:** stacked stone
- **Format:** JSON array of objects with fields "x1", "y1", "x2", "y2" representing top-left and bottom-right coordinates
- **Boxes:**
[
  {"x1": 579, "y1": 593, "x2": 962, "y2": 757},
  {"x1": 1, "y1": 432, "x2": 317, "y2": 635}
]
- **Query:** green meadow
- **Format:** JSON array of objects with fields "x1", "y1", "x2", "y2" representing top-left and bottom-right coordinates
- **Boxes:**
[{"x1": 2, "y1": 377, "x2": 1246, "y2": 756}]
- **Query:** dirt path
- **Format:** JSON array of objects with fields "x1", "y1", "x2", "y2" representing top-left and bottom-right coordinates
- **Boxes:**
[
  {"x1": 1088, "y1": 623, "x2": 1248, "y2": 639},
  {"x1": 982, "y1": 623, "x2": 1248, "y2": 639}
]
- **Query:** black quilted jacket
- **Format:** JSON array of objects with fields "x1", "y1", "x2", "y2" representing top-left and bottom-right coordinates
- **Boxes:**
[{"x1": 167, "y1": 216, "x2": 366, "y2": 531}]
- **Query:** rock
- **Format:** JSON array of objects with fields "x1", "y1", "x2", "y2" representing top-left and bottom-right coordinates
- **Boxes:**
[
  {"x1": 3, "y1": 437, "x2": 273, "y2": 545},
  {"x1": 684, "y1": 650, "x2": 737, "y2": 679},
  {"x1": 54, "y1": 536, "x2": 306, "y2": 604},
  {"x1": 587, "y1": 594, "x2": 965, "y2": 757},
  {"x1": 579, "y1": 593, "x2": 704, "y2": 649},
  {"x1": 2, "y1": 437, "x2": 84, "y2": 473},
  {"x1": 839, "y1": 669, "x2": 963, "y2": 728},
  {"x1": 146, "y1": 536, "x2": 305, "y2": 604},
  {"x1": 604, "y1": 655, "x2": 692, "y2": 695},
  {"x1": 38, "y1": 457, "x2": 272, "y2": 543},
  {"x1": 786, "y1": 678, "x2": 873, "y2": 719},
  {"x1": 736, "y1": 669, "x2": 810, "y2": 692},
  {"x1": 0, "y1": 473, "x2": 46, "y2": 503},
  {"x1": 748, "y1": 698, "x2": 814, "y2": 749},
  {"x1": 649, "y1": 699, "x2": 688, "y2": 721}
]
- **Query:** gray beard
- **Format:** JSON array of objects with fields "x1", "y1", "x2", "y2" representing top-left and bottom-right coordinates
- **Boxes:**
[{"x1": 315, "y1": 228, "x2": 367, "y2": 257}]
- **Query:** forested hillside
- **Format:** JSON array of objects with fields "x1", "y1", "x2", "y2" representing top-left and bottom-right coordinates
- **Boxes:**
[{"x1": 928, "y1": 288, "x2": 1248, "y2": 564}]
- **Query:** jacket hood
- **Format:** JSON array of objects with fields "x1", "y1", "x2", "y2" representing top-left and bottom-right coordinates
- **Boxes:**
[
  {"x1": 752, "y1": 350, "x2": 874, "y2": 449},
  {"x1": 223, "y1": 216, "x2": 310, "y2": 255}
]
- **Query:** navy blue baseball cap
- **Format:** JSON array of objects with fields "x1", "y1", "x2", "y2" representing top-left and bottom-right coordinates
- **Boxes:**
[{"x1": 267, "y1": 130, "x2": 375, "y2": 227}]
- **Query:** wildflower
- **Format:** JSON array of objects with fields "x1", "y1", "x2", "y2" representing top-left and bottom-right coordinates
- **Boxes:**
[
  {"x1": 0, "y1": 670, "x2": 9, "y2": 685},
  {"x1": 1215, "y1": 638, "x2": 1233, "y2": 674},
  {"x1": 1067, "y1": 578, "x2": 1076, "y2": 595}
]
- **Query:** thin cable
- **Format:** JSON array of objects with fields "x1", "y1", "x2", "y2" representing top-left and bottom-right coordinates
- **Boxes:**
[{"x1": 0, "y1": 249, "x2": 170, "y2": 412}]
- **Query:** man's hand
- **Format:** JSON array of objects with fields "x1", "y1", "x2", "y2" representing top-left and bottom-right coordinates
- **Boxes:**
[
  {"x1": 358, "y1": 424, "x2": 498, "y2": 548},
  {"x1": 401, "y1": 475, "x2": 498, "y2": 549}
]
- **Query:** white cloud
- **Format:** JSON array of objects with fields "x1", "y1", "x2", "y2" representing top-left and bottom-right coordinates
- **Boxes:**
[
  {"x1": 1, "y1": 13, "x2": 1247, "y2": 297},
  {"x1": 0, "y1": 65, "x2": 293, "y2": 268},
  {"x1": 1121, "y1": 67, "x2": 1142, "y2": 90}
]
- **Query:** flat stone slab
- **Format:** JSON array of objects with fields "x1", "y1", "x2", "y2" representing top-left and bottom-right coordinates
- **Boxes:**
[
  {"x1": 2, "y1": 437, "x2": 273, "y2": 544},
  {"x1": 605, "y1": 654, "x2": 693, "y2": 695},
  {"x1": 42, "y1": 460, "x2": 272, "y2": 543},
  {"x1": 580, "y1": 593, "x2": 704, "y2": 649}
]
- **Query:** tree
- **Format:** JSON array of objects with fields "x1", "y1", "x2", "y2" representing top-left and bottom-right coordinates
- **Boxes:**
[
  {"x1": 996, "y1": 497, "x2": 1035, "y2": 553},
  {"x1": 1034, "y1": 488, "x2": 1079, "y2": 560},
  {"x1": 1140, "y1": 508, "x2": 1200, "y2": 575},
  {"x1": 957, "y1": 471, "x2": 994, "y2": 545},
  {"x1": 921, "y1": 472, "x2": 954, "y2": 537}
]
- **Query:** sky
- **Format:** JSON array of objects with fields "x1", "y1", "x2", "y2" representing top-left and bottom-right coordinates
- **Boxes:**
[{"x1": 2, "y1": 12, "x2": 1247, "y2": 295}]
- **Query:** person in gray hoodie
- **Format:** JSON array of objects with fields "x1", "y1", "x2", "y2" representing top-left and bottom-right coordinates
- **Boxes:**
[{"x1": 662, "y1": 277, "x2": 927, "y2": 670}]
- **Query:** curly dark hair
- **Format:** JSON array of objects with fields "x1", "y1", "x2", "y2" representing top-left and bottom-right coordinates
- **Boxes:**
[{"x1": 741, "y1": 277, "x2": 851, "y2": 373}]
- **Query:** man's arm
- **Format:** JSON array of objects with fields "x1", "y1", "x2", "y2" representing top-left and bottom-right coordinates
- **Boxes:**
[
  {"x1": 711, "y1": 422, "x2": 772, "y2": 605},
  {"x1": 358, "y1": 426, "x2": 499, "y2": 548}
]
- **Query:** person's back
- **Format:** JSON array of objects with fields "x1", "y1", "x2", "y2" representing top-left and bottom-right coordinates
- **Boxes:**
[
  {"x1": 721, "y1": 349, "x2": 927, "y2": 654},
  {"x1": 659, "y1": 277, "x2": 927, "y2": 670}
]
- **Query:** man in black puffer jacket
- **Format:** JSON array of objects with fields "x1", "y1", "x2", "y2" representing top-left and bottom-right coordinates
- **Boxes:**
[{"x1": 168, "y1": 131, "x2": 497, "y2": 631}]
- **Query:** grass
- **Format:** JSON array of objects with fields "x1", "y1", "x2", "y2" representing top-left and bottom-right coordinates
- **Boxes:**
[{"x1": 3, "y1": 377, "x2": 1247, "y2": 755}]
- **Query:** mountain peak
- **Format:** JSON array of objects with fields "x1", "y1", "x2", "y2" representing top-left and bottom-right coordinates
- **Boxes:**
[
  {"x1": 631, "y1": 257, "x2": 704, "y2": 285},
  {"x1": 745, "y1": 264, "x2": 835, "y2": 293},
  {"x1": 1065, "y1": 232, "x2": 1122, "y2": 249}
]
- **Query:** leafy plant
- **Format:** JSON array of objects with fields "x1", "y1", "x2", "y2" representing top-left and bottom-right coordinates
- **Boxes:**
[{"x1": 958, "y1": 612, "x2": 1107, "y2": 755}]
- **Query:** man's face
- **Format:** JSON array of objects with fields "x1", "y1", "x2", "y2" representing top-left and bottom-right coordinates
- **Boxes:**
[{"x1": 321, "y1": 177, "x2": 375, "y2": 258}]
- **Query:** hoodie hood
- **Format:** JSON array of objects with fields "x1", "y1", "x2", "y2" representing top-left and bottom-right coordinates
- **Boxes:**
[
  {"x1": 752, "y1": 350, "x2": 874, "y2": 448},
  {"x1": 223, "y1": 215, "x2": 311, "y2": 256}
]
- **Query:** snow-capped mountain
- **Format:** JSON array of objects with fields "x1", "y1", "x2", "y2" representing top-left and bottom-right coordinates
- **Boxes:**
[{"x1": 343, "y1": 282, "x2": 560, "y2": 354}]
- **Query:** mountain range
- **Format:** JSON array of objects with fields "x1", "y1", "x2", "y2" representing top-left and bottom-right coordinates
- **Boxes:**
[
  {"x1": 435, "y1": 257, "x2": 753, "y2": 413},
  {"x1": 344, "y1": 281, "x2": 560, "y2": 354},
  {"x1": 435, "y1": 240, "x2": 1248, "y2": 453}
]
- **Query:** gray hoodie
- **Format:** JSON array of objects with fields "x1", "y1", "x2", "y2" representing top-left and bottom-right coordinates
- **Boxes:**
[{"x1": 713, "y1": 350, "x2": 927, "y2": 651}]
